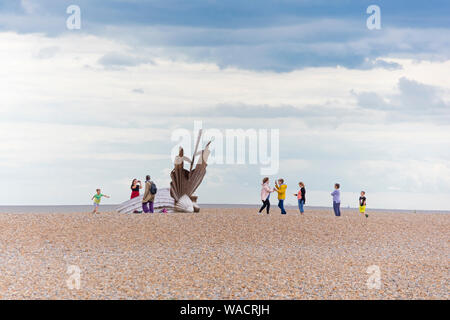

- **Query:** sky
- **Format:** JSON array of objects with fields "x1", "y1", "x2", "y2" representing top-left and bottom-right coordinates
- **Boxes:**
[{"x1": 0, "y1": 0, "x2": 450, "y2": 210}]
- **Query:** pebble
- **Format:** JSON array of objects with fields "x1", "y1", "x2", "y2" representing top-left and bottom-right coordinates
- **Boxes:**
[{"x1": 0, "y1": 209, "x2": 448, "y2": 299}]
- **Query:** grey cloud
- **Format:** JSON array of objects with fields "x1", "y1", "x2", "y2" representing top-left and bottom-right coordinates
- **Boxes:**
[
  {"x1": 354, "y1": 77, "x2": 450, "y2": 123},
  {"x1": 168, "y1": 77, "x2": 449, "y2": 126},
  {"x1": 101, "y1": 24, "x2": 448, "y2": 72},
  {"x1": 360, "y1": 59, "x2": 402, "y2": 70},
  {"x1": 182, "y1": 103, "x2": 351, "y2": 118},
  {"x1": 1, "y1": 1, "x2": 450, "y2": 72},
  {"x1": 132, "y1": 88, "x2": 144, "y2": 94},
  {"x1": 165, "y1": 102, "x2": 378, "y2": 130},
  {"x1": 98, "y1": 52, "x2": 154, "y2": 68}
]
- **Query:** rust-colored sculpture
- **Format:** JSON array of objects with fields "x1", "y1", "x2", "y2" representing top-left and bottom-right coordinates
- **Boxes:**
[
  {"x1": 117, "y1": 130, "x2": 211, "y2": 214},
  {"x1": 170, "y1": 130, "x2": 211, "y2": 212}
]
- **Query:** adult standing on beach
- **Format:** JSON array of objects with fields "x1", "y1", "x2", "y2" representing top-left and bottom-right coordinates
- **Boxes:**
[
  {"x1": 294, "y1": 182, "x2": 306, "y2": 215},
  {"x1": 258, "y1": 177, "x2": 273, "y2": 214},
  {"x1": 331, "y1": 183, "x2": 341, "y2": 216},
  {"x1": 130, "y1": 179, "x2": 142, "y2": 199},
  {"x1": 142, "y1": 175, "x2": 156, "y2": 213}
]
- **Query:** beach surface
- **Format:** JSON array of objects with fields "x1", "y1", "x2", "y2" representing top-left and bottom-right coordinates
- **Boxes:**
[{"x1": 0, "y1": 208, "x2": 448, "y2": 299}]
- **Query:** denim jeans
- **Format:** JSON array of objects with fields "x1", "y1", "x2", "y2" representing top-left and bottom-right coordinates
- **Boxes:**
[
  {"x1": 333, "y1": 201, "x2": 341, "y2": 216},
  {"x1": 298, "y1": 199, "x2": 305, "y2": 213},
  {"x1": 278, "y1": 199, "x2": 287, "y2": 214}
]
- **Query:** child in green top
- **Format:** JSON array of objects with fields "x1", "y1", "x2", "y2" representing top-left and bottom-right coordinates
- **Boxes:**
[{"x1": 91, "y1": 189, "x2": 110, "y2": 214}]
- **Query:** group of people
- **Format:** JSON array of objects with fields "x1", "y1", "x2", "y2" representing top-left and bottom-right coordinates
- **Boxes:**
[
  {"x1": 129, "y1": 175, "x2": 158, "y2": 213},
  {"x1": 91, "y1": 176, "x2": 368, "y2": 217},
  {"x1": 91, "y1": 175, "x2": 157, "y2": 214},
  {"x1": 258, "y1": 178, "x2": 368, "y2": 217},
  {"x1": 258, "y1": 178, "x2": 305, "y2": 215}
]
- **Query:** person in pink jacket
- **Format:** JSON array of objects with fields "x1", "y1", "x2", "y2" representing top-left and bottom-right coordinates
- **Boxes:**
[{"x1": 258, "y1": 177, "x2": 273, "y2": 214}]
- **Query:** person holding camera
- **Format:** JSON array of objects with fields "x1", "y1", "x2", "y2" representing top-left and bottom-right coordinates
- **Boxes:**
[{"x1": 130, "y1": 179, "x2": 142, "y2": 199}]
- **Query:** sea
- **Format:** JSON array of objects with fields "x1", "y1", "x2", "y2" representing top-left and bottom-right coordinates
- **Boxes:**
[{"x1": 0, "y1": 204, "x2": 448, "y2": 214}]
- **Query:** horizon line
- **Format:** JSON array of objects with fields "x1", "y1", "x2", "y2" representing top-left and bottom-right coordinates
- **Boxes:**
[{"x1": 0, "y1": 204, "x2": 449, "y2": 214}]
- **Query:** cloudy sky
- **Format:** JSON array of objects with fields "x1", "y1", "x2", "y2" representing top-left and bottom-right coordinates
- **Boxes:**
[{"x1": 1, "y1": 0, "x2": 449, "y2": 210}]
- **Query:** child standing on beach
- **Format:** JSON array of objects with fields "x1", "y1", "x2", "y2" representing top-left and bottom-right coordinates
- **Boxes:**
[
  {"x1": 92, "y1": 189, "x2": 110, "y2": 214},
  {"x1": 331, "y1": 183, "x2": 341, "y2": 216},
  {"x1": 359, "y1": 191, "x2": 368, "y2": 218},
  {"x1": 274, "y1": 179, "x2": 287, "y2": 214},
  {"x1": 294, "y1": 182, "x2": 306, "y2": 215},
  {"x1": 259, "y1": 177, "x2": 273, "y2": 214}
]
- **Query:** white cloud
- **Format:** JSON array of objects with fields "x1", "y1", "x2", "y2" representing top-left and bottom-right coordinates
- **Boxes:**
[
  {"x1": 0, "y1": 122, "x2": 169, "y2": 165},
  {"x1": 0, "y1": 31, "x2": 450, "y2": 208}
]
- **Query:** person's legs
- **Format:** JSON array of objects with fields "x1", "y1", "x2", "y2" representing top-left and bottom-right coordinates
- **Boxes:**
[
  {"x1": 279, "y1": 200, "x2": 286, "y2": 214},
  {"x1": 266, "y1": 200, "x2": 270, "y2": 214},
  {"x1": 298, "y1": 199, "x2": 304, "y2": 214},
  {"x1": 142, "y1": 202, "x2": 149, "y2": 213},
  {"x1": 259, "y1": 200, "x2": 267, "y2": 213},
  {"x1": 149, "y1": 201, "x2": 154, "y2": 213},
  {"x1": 360, "y1": 205, "x2": 366, "y2": 215},
  {"x1": 334, "y1": 202, "x2": 341, "y2": 216}
]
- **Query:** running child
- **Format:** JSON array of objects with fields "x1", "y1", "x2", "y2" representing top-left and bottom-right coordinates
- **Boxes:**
[{"x1": 92, "y1": 189, "x2": 110, "y2": 214}]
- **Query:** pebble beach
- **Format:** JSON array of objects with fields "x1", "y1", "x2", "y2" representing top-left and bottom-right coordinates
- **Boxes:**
[{"x1": 0, "y1": 208, "x2": 448, "y2": 299}]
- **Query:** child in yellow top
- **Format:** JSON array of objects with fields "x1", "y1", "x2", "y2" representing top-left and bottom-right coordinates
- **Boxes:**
[
  {"x1": 274, "y1": 179, "x2": 287, "y2": 214},
  {"x1": 359, "y1": 191, "x2": 367, "y2": 218}
]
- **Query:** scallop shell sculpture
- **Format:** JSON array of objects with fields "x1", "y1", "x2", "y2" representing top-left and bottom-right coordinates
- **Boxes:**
[
  {"x1": 116, "y1": 130, "x2": 211, "y2": 214},
  {"x1": 174, "y1": 194, "x2": 194, "y2": 213},
  {"x1": 170, "y1": 130, "x2": 211, "y2": 212}
]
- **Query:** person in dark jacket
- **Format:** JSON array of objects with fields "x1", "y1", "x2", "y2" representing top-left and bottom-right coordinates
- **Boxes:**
[{"x1": 294, "y1": 182, "x2": 306, "y2": 215}]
